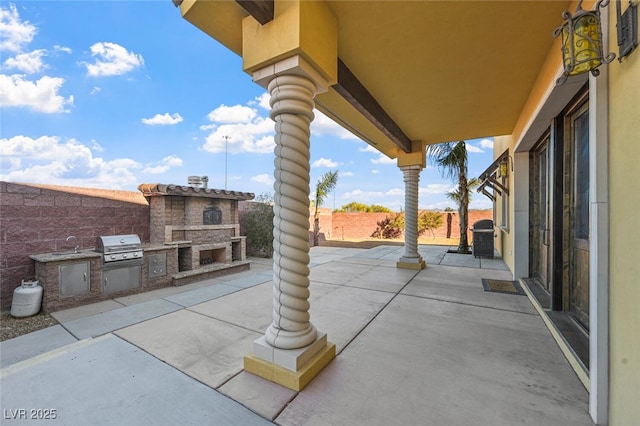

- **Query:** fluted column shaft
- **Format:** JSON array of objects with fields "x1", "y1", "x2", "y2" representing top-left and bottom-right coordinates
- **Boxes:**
[
  {"x1": 402, "y1": 165, "x2": 421, "y2": 259},
  {"x1": 265, "y1": 74, "x2": 317, "y2": 350}
]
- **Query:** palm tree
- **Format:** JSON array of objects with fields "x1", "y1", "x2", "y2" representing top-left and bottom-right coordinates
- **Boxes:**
[
  {"x1": 313, "y1": 170, "x2": 338, "y2": 246},
  {"x1": 426, "y1": 140, "x2": 473, "y2": 253},
  {"x1": 445, "y1": 177, "x2": 480, "y2": 206}
]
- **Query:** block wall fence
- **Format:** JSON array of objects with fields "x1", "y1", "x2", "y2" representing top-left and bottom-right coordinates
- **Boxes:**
[
  {"x1": 310, "y1": 207, "x2": 493, "y2": 241},
  {"x1": 1, "y1": 182, "x2": 492, "y2": 311},
  {"x1": 0, "y1": 182, "x2": 150, "y2": 311}
]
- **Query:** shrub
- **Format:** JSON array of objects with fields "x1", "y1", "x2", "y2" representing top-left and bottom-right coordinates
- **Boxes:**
[
  {"x1": 418, "y1": 211, "x2": 444, "y2": 238},
  {"x1": 371, "y1": 213, "x2": 404, "y2": 239},
  {"x1": 239, "y1": 193, "x2": 274, "y2": 258}
]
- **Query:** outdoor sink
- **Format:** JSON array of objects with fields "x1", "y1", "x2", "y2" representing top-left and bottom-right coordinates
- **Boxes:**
[{"x1": 50, "y1": 250, "x2": 94, "y2": 257}]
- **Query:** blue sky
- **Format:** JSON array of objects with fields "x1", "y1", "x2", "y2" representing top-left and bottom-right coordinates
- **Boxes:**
[{"x1": 1, "y1": 1, "x2": 495, "y2": 211}]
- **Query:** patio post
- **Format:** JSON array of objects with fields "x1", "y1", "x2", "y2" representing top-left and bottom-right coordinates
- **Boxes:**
[
  {"x1": 242, "y1": 57, "x2": 336, "y2": 391},
  {"x1": 239, "y1": 0, "x2": 338, "y2": 391},
  {"x1": 396, "y1": 145, "x2": 426, "y2": 270}
]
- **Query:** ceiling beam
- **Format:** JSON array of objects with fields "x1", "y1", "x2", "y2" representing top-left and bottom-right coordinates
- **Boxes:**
[
  {"x1": 235, "y1": 0, "x2": 275, "y2": 25},
  {"x1": 333, "y1": 59, "x2": 412, "y2": 153}
]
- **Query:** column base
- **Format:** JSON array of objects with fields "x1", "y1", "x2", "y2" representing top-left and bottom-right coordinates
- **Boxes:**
[
  {"x1": 397, "y1": 256, "x2": 426, "y2": 270},
  {"x1": 244, "y1": 333, "x2": 336, "y2": 391}
]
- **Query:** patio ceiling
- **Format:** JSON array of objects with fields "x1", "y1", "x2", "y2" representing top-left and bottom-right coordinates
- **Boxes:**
[{"x1": 179, "y1": 0, "x2": 571, "y2": 158}]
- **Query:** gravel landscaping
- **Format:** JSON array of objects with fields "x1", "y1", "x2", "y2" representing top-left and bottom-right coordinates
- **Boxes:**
[{"x1": 1, "y1": 311, "x2": 59, "y2": 342}]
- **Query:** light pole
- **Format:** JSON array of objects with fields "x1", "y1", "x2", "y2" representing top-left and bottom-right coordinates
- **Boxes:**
[{"x1": 222, "y1": 135, "x2": 230, "y2": 189}]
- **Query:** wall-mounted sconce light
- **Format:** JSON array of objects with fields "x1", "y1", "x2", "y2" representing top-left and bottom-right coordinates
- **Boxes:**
[
  {"x1": 497, "y1": 156, "x2": 513, "y2": 178},
  {"x1": 554, "y1": 0, "x2": 616, "y2": 85},
  {"x1": 498, "y1": 160, "x2": 508, "y2": 178}
]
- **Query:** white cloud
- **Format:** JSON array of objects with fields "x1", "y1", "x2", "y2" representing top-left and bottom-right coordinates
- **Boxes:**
[
  {"x1": 371, "y1": 154, "x2": 395, "y2": 165},
  {"x1": 90, "y1": 139, "x2": 104, "y2": 153},
  {"x1": 202, "y1": 100, "x2": 275, "y2": 155},
  {"x1": 3, "y1": 49, "x2": 46, "y2": 73},
  {"x1": 341, "y1": 171, "x2": 354, "y2": 177},
  {"x1": 359, "y1": 145, "x2": 378, "y2": 153},
  {"x1": 371, "y1": 169, "x2": 379, "y2": 174},
  {"x1": 251, "y1": 173, "x2": 273, "y2": 186},
  {"x1": 343, "y1": 189, "x2": 386, "y2": 200},
  {"x1": 470, "y1": 197, "x2": 493, "y2": 210},
  {"x1": 311, "y1": 157, "x2": 338, "y2": 168},
  {"x1": 247, "y1": 92, "x2": 359, "y2": 141},
  {"x1": 90, "y1": 86, "x2": 101, "y2": 95},
  {"x1": 311, "y1": 110, "x2": 359, "y2": 140},
  {"x1": 207, "y1": 104, "x2": 257, "y2": 123},
  {"x1": 257, "y1": 92, "x2": 270, "y2": 109},
  {"x1": 54, "y1": 45, "x2": 71, "y2": 54},
  {"x1": 479, "y1": 138, "x2": 494, "y2": 149},
  {"x1": 0, "y1": 135, "x2": 143, "y2": 188},
  {"x1": 82, "y1": 42, "x2": 144, "y2": 77},
  {"x1": 466, "y1": 144, "x2": 484, "y2": 153},
  {"x1": 141, "y1": 112, "x2": 183, "y2": 126},
  {"x1": 386, "y1": 188, "x2": 404, "y2": 196},
  {"x1": 0, "y1": 4, "x2": 36, "y2": 52},
  {"x1": 142, "y1": 155, "x2": 183, "y2": 174},
  {"x1": 0, "y1": 74, "x2": 73, "y2": 113},
  {"x1": 200, "y1": 94, "x2": 370, "y2": 157},
  {"x1": 419, "y1": 183, "x2": 454, "y2": 195}
]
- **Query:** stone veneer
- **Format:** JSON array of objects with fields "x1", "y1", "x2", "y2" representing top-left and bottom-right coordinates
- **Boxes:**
[{"x1": 138, "y1": 183, "x2": 254, "y2": 279}]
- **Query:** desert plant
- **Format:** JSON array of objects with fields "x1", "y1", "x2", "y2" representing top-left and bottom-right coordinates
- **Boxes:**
[
  {"x1": 371, "y1": 213, "x2": 404, "y2": 239},
  {"x1": 239, "y1": 193, "x2": 274, "y2": 258},
  {"x1": 418, "y1": 210, "x2": 444, "y2": 239}
]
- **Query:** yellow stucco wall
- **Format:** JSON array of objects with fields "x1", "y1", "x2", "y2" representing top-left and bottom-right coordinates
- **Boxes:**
[
  {"x1": 493, "y1": 136, "x2": 513, "y2": 270},
  {"x1": 607, "y1": 6, "x2": 640, "y2": 423}
]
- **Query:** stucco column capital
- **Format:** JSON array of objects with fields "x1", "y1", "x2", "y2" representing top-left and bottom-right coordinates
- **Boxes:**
[{"x1": 252, "y1": 55, "x2": 332, "y2": 94}]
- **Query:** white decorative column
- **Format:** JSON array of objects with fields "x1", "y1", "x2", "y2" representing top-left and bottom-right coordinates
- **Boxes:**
[
  {"x1": 266, "y1": 73, "x2": 318, "y2": 349},
  {"x1": 243, "y1": 57, "x2": 336, "y2": 391},
  {"x1": 397, "y1": 165, "x2": 426, "y2": 269}
]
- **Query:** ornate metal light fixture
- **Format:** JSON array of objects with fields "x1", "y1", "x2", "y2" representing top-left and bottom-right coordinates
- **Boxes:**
[
  {"x1": 554, "y1": 0, "x2": 616, "y2": 85},
  {"x1": 498, "y1": 159, "x2": 509, "y2": 178}
]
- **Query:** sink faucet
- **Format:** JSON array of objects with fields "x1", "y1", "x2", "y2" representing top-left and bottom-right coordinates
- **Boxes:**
[{"x1": 66, "y1": 236, "x2": 79, "y2": 253}]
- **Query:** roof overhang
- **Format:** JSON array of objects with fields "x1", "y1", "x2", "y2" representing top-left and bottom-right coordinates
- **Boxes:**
[{"x1": 177, "y1": 0, "x2": 572, "y2": 158}]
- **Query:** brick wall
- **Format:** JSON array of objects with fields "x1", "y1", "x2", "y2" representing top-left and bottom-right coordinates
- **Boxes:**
[{"x1": 0, "y1": 182, "x2": 150, "y2": 311}]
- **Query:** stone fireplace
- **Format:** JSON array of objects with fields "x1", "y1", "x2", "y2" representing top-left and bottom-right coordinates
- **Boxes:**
[{"x1": 138, "y1": 182, "x2": 254, "y2": 285}]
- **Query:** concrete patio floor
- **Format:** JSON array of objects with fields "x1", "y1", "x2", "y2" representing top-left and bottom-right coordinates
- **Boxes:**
[{"x1": 0, "y1": 245, "x2": 593, "y2": 425}]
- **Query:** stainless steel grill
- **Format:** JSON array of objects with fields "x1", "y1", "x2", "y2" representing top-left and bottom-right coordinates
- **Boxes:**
[
  {"x1": 96, "y1": 234, "x2": 143, "y2": 264},
  {"x1": 95, "y1": 235, "x2": 143, "y2": 293}
]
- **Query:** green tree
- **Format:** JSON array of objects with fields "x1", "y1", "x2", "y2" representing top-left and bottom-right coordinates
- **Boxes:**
[
  {"x1": 369, "y1": 204, "x2": 393, "y2": 213},
  {"x1": 426, "y1": 140, "x2": 472, "y2": 253},
  {"x1": 313, "y1": 170, "x2": 339, "y2": 246},
  {"x1": 337, "y1": 201, "x2": 370, "y2": 212},
  {"x1": 445, "y1": 177, "x2": 480, "y2": 207},
  {"x1": 239, "y1": 193, "x2": 274, "y2": 257},
  {"x1": 336, "y1": 202, "x2": 392, "y2": 213},
  {"x1": 418, "y1": 210, "x2": 444, "y2": 239}
]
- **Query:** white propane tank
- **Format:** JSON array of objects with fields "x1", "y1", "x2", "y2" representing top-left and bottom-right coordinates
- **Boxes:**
[{"x1": 11, "y1": 279, "x2": 43, "y2": 318}]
